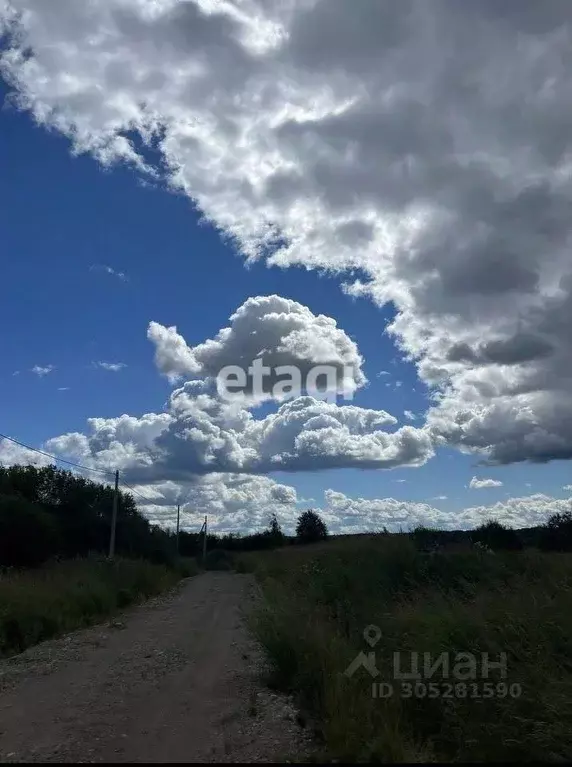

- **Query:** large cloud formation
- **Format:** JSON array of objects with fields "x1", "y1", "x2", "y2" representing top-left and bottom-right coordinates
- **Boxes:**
[
  {"x1": 147, "y1": 294, "x2": 366, "y2": 399},
  {"x1": 324, "y1": 490, "x2": 572, "y2": 534},
  {"x1": 8, "y1": 296, "x2": 431, "y2": 480},
  {"x1": 2, "y1": 0, "x2": 572, "y2": 464}
]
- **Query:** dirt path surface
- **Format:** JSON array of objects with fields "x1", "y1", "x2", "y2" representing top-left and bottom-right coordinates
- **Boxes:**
[{"x1": 0, "y1": 572, "x2": 312, "y2": 763}]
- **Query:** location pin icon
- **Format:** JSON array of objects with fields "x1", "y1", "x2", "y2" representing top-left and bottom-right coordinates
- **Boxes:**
[{"x1": 363, "y1": 624, "x2": 382, "y2": 647}]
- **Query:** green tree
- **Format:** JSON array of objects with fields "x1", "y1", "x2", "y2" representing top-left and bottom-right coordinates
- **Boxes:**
[
  {"x1": 266, "y1": 512, "x2": 285, "y2": 547},
  {"x1": 296, "y1": 509, "x2": 328, "y2": 544},
  {"x1": 539, "y1": 511, "x2": 572, "y2": 551},
  {"x1": 0, "y1": 495, "x2": 61, "y2": 567},
  {"x1": 471, "y1": 520, "x2": 522, "y2": 551}
]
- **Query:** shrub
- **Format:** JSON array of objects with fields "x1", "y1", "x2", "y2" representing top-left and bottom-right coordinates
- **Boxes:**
[
  {"x1": 296, "y1": 509, "x2": 328, "y2": 544},
  {"x1": 539, "y1": 511, "x2": 572, "y2": 551},
  {"x1": 471, "y1": 520, "x2": 523, "y2": 551},
  {"x1": 204, "y1": 548, "x2": 233, "y2": 570},
  {"x1": 0, "y1": 495, "x2": 61, "y2": 567}
]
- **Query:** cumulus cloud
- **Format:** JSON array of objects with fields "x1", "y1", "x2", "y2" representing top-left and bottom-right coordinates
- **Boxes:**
[
  {"x1": 324, "y1": 490, "x2": 572, "y2": 534},
  {"x1": 23, "y1": 297, "x2": 431, "y2": 481},
  {"x1": 0, "y1": 437, "x2": 53, "y2": 468},
  {"x1": 469, "y1": 476, "x2": 504, "y2": 489},
  {"x1": 128, "y1": 473, "x2": 299, "y2": 535},
  {"x1": 94, "y1": 361, "x2": 127, "y2": 372},
  {"x1": 148, "y1": 295, "x2": 365, "y2": 399},
  {"x1": 31, "y1": 364, "x2": 54, "y2": 377},
  {"x1": 3, "y1": 0, "x2": 572, "y2": 464},
  {"x1": 45, "y1": 389, "x2": 432, "y2": 481}
]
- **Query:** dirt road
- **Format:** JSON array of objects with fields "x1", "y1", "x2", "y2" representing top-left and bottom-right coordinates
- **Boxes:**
[{"x1": 0, "y1": 572, "x2": 311, "y2": 763}]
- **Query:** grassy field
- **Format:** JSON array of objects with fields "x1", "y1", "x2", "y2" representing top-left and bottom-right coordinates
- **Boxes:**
[
  {"x1": 238, "y1": 535, "x2": 572, "y2": 762},
  {"x1": 0, "y1": 555, "x2": 198, "y2": 658}
]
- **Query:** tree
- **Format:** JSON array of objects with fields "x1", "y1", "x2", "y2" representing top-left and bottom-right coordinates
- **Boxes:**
[
  {"x1": 539, "y1": 511, "x2": 572, "y2": 551},
  {"x1": 0, "y1": 495, "x2": 61, "y2": 567},
  {"x1": 296, "y1": 509, "x2": 328, "y2": 544},
  {"x1": 471, "y1": 520, "x2": 522, "y2": 551},
  {"x1": 266, "y1": 512, "x2": 285, "y2": 547}
]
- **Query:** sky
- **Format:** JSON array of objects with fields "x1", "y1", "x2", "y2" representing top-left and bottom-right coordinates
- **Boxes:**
[{"x1": 1, "y1": 0, "x2": 572, "y2": 535}]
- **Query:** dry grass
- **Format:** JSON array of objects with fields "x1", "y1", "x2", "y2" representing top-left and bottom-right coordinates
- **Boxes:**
[
  {"x1": 239, "y1": 536, "x2": 572, "y2": 762},
  {"x1": 0, "y1": 556, "x2": 197, "y2": 657}
]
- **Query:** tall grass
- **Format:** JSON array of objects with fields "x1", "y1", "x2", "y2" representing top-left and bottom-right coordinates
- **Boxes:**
[
  {"x1": 241, "y1": 537, "x2": 572, "y2": 762},
  {"x1": 0, "y1": 555, "x2": 198, "y2": 658}
]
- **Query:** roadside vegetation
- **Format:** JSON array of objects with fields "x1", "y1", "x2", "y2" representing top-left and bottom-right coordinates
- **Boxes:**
[
  {"x1": 0, "y1": 464, "x2": 200, "y2": 657},
  {"x1": 239, "y1": 514, "x2": 572, "y2": 763},
  {"x1": 0, "y1": 556, "x2": 198, "y2": 658}
]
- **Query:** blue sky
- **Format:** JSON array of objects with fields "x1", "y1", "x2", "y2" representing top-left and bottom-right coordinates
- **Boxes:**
[{"x1": 2, "y1": 2, "x2": 572, "y2": 534}]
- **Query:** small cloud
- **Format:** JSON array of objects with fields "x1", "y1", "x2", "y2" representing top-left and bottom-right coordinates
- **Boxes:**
[
  {"x1": 469, "y1": 476, "x2": 503, "y2": 489},
  {"x1": 404, "y1": 410, "x2": 416, "y2": 421},
  {"x1": 432, "y1": 495, "x2": 448, "y2": 501},
  {"x1": 58, "y1": 387, "x2": 70, "y2": 391},
  {"x1": 563, "y1": 485, "x2": 572, "y2": 492},
  {"x1": 94, "y1": 361, "x2": 127, "y2": 372},
  {"x1": 31, "y1": 365, "x2": 55, "y2": 377},
  {"x1": 395, "y1": 479, "x2": 407, "y2": 483},
  {"x1": 90, "y1": 263, "x2": 128, "y2": 282},
  {"x1": 525, "y1": 482, "x2": 532, "y2": 488},
  {"x1": 376, "y1": 370, "x2": 391, "y2": 378},
  {"x1": 394, "y1": 380, "x2": 403, "y2": 388},
  {"x1": 12, "y1": 370, "x2": 19, "y2": 376}
]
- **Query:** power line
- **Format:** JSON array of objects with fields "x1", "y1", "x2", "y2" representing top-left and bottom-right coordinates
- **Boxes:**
[
  {"x1": 0, "y1": 432, "x2": 114, "y2": 477},
  {"x1": 120, "y1": 479, "x2": 162, "y2": 506}
]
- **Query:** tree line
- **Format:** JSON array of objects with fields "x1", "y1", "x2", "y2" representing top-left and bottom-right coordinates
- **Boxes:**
[{"x1": 0, "y1": 465, "x2": 329, "y2": 569}]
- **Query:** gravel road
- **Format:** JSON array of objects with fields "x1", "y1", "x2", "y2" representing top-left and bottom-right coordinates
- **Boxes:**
[{"x1": 0, "y1": 572, "x2": 312, "y2": 763}]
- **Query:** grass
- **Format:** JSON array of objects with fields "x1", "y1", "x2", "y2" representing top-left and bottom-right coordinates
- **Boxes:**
[
  {"x1": 0, "y1": 555, "x2": 198, "y2": 658},
  {"x1": 238, "y1": 536, "x2": 572, "y2": 762}
]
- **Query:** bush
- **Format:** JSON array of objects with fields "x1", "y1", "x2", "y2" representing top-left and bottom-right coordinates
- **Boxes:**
[
  {"x1": 539, "y1": 511, "x2": 572, "y2": 551},
  {"x1": 296, "y1": 509, "x2": 328, "y2": 544},
  {"x1": 471, "y1": 520, "x2": 523, "y2": 551},
  {"x1": 204, "y1": 548, "x2": 233, "y2": 570},
  {"x1": 0, "y1": 495, "x2": 61, "y2": 567}
]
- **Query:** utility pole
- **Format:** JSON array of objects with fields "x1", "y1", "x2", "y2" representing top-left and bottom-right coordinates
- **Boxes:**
[
  {"x1": 109, "y1": 469, "x2": 119, "y2": 559},
  {"x1": 202, "y1": 514, "x2": 207, "y2": 564},
  {"x1": 176, "y1": 504, "x2": 180, "y2": 555}
]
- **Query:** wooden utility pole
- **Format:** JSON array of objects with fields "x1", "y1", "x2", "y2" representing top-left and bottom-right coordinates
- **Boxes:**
[
  {"x1": 176, "y1": 504, "x2": 180, "y2": 555},
  {"x1": 202, "y1": 514, "x2": 207, "y2": 564},
  {"x1": 109, "y1": 469, "x2": 119, "y2": 559}
]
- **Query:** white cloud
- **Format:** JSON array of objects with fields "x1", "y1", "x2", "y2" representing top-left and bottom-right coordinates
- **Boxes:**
[
  {"x1": 404, "y1": 410, "x2": 416, "y2": 421},
  {"x1": 120, "y1": 473, "x2": 299, "y2": 535},
  {"x1": 432, "y1": 495, "x2": 448, "y2": 501},
  {"x1": 469, "y1": 476, "x2": 504, "y2": 490},
  {"x1": 2, "y1": 1, "x2": 572, "y2": 465},
  {"x1": 89, "y1": 264, "x2": 128, "y2": 282},
  {"x1": 563, "y1": 484, "x2": 572, "y2": 491},
  {"x1": 148, "y1": 295, "x2": 366, "y2": 399},
  {"x1": 324, "y1": 490, "x2": 572, "y2": 534},
  {"x1": 95, "y1": 361, "x2": 127, "y2": 372},
  {"x1": 31, "y1": 364, "x2": 54, "y2": 377},
  {"x1": 0, "y1": 438, "x2": 53, "y2": 468},
  {"x1": 58, "y1": 386, "x2": 70, "y2": 391},
  {"x1": 26, "y1": 298, "x2": 432, "y2": 482}
]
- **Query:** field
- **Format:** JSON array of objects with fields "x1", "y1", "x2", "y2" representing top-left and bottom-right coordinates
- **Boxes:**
[
  {"x1": 238, "y1": 535, "x2": 572, "y2": 762},
  {"x1": 0, "y1": 555, "x2": 198, "y2": 658}
]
